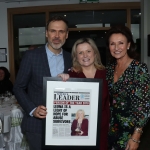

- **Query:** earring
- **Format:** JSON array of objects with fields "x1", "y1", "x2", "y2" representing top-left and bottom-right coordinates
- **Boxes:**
[{"x1": 127, "y1": 48, "x2": 129, "y2": 50}]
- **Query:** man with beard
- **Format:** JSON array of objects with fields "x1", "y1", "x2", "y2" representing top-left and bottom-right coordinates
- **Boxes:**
[{"x1": 13, "y1": 15, "x2": 71, "y2": 150}]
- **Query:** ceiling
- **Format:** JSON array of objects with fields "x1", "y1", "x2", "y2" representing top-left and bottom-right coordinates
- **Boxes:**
[
  {"x1": 0, "y1": 0, "x2": 140, "y2": 2},
  {"x1": 0, "y1": 0, "x2": 61, "y2": 2}
]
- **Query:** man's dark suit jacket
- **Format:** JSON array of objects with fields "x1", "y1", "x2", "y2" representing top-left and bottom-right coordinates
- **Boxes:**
[{"x1": 13, "y1": 46, "x2": 72, "y2": 134}]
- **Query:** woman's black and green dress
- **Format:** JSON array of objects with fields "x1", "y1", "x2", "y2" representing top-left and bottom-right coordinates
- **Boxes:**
[{"x1": 106, "y1": 60, "x2": 150, "y2": 149}]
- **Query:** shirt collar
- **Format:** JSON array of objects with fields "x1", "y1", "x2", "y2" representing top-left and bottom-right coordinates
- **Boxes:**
[{"x1": 45, "y1": 43, "x2": 63, "y2": 58}]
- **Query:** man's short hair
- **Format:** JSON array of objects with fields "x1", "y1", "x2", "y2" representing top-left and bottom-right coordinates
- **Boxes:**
[{"x1": 46, "y1": 15, "x2": 69, "y2": 30}]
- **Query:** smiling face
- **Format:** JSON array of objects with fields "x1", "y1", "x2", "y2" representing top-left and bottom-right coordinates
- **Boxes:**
[
  {"x1": 46, "y1": 20, "x2": 68, "y2": 54},
  {"x1": 76, "y1": 42, "x2": 96, "y2": 69},
  {"x1": 109, "y1": 33, "x2": 130, "y2": 60}
]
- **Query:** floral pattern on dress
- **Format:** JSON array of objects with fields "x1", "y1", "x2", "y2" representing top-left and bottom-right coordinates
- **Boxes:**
[{"x1": 106, "y1": 60, "x2": 150, "y2": 149}]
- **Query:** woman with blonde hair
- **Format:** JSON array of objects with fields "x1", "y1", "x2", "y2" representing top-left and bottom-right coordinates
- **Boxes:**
[
  {"x1": 71, "y1": 38, "x2": 105, "y2": 73},
  {"x1": 71, "y1": 109, "x2": 88, "y2": 136},
  {"x1": 59, "y1": 38, "x2": 110, "y2": 150}
]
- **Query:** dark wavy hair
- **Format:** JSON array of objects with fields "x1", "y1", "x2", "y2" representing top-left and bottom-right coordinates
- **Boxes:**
[
  {"x1": 46, "y1": 15, "x2": 69, "y2": 31},
  {"x1": 0, "y1": 66, "x2": 10, "y2": 80},
  {"x1": 105, "y1": 25, "x2": 139, "y2": 62}
]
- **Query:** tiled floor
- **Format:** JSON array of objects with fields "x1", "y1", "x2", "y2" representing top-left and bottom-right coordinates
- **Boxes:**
[{"x1": 138, "y1": 120, "x2": 150, "y2": 150}]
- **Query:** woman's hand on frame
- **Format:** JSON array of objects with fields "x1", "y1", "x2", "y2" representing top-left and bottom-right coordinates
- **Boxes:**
[{"x1": 58, "y1": 73, "x2": 70, "y2": 81}]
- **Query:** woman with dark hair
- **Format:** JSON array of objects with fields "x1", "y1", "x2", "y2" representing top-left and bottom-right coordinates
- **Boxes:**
[
  {"x1": 0, "y1": 66, "x2": 13, "y2": 94},
  {"x1": 106, "y1": 25, "x2": 150, "y2": 150}
]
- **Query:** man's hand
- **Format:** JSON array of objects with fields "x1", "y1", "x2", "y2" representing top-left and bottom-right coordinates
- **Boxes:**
[{"x1": 33, "y1": 105, "x2": 47, "y2": 118}]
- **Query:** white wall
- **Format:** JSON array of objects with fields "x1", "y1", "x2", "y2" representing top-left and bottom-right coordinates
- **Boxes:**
[
  {"x1": 141, "y1": 0, "x2": 150, "y2": 71},
  {"x1": 0, "y1": 3, "x2": 9, "y2": 69},
  {"x1": 0, "y1": 0, "x2": 140, "y2": 70}
]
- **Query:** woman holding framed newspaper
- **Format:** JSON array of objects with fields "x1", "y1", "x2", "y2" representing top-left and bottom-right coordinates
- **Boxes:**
[{"x1": 59, "y1": 38, "x2": 110, "y2": 150}]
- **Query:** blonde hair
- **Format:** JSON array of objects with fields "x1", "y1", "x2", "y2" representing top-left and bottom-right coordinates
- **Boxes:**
[
  {"x1": 75, "y1": 109, "x2": 85, "y2": 120},
  {"x1": 72, "y1": 38, "x2": 105, "y2": 72}
]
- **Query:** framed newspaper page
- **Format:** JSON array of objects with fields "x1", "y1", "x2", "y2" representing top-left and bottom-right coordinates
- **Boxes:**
[{"x1": 42, "y1": 77, "x2": 103, "y2": 150}]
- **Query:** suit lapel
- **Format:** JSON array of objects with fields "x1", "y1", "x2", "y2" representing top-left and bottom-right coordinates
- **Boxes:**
[
  {"x1": 41, "y1": 47, "x2": 51, "y2": 76},
  {"x1": 40, "y1": 47, "x2": 71, "y2": 75},
  {"x1": 63, "y1": 51, "x2": 70, "y2": 73}
]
